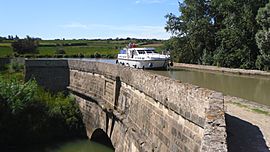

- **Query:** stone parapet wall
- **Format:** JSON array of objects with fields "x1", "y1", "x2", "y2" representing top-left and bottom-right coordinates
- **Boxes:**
[
  {"x1": 0, "y1": 58, "x2": 10, "y2": 70},
  {"x1": 25, "y1": 59, "x2": 227, "y2": 152},
  {"x1": 25, "y1": 59, "x2": 70, "y2": 92},
  {"x1": 119, "y1": 82, "x2": 204, "y2": 151},
  {"x1": 0, "y1": 58, "x2": 26, "y2": 70},
  {"x1": 68, "y1": 60, "x2": 227, "y2": 152},
  {"x1": 68, "y1": 61, "x2": 212, "y2": 124}
]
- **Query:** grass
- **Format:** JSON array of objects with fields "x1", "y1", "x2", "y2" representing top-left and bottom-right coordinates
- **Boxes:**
[
  {"x1": 0, "y1": 43, "x2": 11, "y2": 47},
  {"x1": 232, "y1": 102, "x2": 248, "y2": 108},
  {"x1": 232, "y1": 102, "x2": 270, "y2": 116},
  {"x1": 0, "y1": 39, "x2": 165, "y2": 58},
  {"x1": 0, "y1": 46, "x2": 13, "y2": 57},
  {"x1": 0, "y1": 71, "x2": 24, "y2": 81},
  {"x1": 251, "y1": 108, "x2": 269, "y2": 115},
  {"x1": 39, "y1": 46, "x2": 119, "y2": 56}
]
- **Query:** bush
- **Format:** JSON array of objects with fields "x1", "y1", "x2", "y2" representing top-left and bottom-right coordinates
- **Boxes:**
[
  {"x1": 55, "y1": 48, "x2": 66, "y2": 55},
  {"x1": 94, "y1": 52, "x2": 101, "y2": 58},
  {"x1": 8, "y1": 61, "x2": 24, "y2": 73},
  {"x1": 13, "y1": 52, "x2": 20, "y2": 57},
  {"x1": 0, "y1": 77, "x2": 37, "y2": 114},
  {"x1": 53, "y1": 54, "x2": 64, "y2": 58},
  {"x1": 11, "y1": 37, "x2": 39, "y2": 54},
  {"x1": 24, "y1": 54, "x2": 34, "y2": 58},
  {"x1": 78, "y1": 53, "x2": 84, "y2": 58},
  {"x1": 71, "y1": 54, "x2": 79, "y2": 58},
  {"x1": 0, "y1": 74, "x2": 86, "y2": 148}
]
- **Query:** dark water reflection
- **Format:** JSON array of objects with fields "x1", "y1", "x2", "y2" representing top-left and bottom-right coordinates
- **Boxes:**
[
  {"x1": 27, "y1": 139, "x2": 114, "y2": 152},
  {"x1": 150, "y1": 68, "x2": 270, "y2": 106}
]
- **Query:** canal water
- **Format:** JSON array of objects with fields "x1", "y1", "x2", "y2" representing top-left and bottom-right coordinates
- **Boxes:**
[
  {"x1": 150, "y1": 68, "x2": 270, "y2": 106},
  {"x1": 27, "y1": 139, "x2": 114, "y2": 152}
]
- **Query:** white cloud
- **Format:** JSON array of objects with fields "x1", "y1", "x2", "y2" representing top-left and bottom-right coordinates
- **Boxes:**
[
  {"x1": 59, "y1": 23, "x2": 171, "y2": 39},
  {"x1": 135, "y1": 0, "x2": 141, "y2": 4},
  {"x1": 60, "y1": 22, "x2": 88, "y2": 29}
]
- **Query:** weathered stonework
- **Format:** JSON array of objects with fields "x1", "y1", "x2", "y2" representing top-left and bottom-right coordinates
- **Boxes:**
[
  {"x1": 0, "y1": 58, "x2": 10, "y2": 70},
  {"x1": 25, "y1": 59, "x2": 70, "y2": 92},
  {"x1": 25, "y1": 59, "x2": 227, "y2": 152},
  {"x1": 0, "y1": 58, "x2": 25, "y2": 70}
]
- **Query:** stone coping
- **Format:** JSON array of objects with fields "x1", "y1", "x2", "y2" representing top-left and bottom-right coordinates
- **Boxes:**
[{"x1": 173, "y1": 63, "x2": 270, "y2": 77}]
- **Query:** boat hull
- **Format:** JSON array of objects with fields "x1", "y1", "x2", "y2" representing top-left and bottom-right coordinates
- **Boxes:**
[{"x1": 117, "y1": 58, "x2": 169, "y2": 69}]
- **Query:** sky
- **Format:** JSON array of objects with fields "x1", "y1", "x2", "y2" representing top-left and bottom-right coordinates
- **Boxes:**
[{"x1": 0, "y1": 0, "x2": 181, "y2": 40}]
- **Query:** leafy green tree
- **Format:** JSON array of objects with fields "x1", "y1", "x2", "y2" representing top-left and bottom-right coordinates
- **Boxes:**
[
  {"x1": 0, "y1": 36, "x2": 5, "y2": 42},
  {"x1": 165, "y1": 0, "x2": 217, "y2": 64},
  {"x1": 165, "y1": 0, "x2": 267, "y2": 69},
  {"x1": 11, "y1": 36, "x2": 39, "y2": 54},
  {"x1": 212, "y1": 0, "x2": 267, "y2": 68},
  {"x1": 256, "y1": 1, "x2": 270, "y2": 70}
]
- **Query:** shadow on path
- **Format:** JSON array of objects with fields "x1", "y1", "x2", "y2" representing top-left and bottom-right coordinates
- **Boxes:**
[{"x1": 226, "y1": 114, "x2": 269, "y2": 152}]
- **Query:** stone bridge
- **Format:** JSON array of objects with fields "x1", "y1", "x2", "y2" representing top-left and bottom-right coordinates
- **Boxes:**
[{"x1": 25, "y1": 59, "x2": 227, "y2": 152}]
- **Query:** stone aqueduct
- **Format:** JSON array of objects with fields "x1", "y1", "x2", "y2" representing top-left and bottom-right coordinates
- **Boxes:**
[{"x1": 25, "y1": 59, "x2": 227, "y2": 152}]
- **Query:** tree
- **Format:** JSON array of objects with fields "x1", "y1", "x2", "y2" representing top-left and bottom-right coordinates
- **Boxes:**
[
  {"x1": 165, "y1": 0, "x2": 217, "y2": 64},
  {"x1": 165, "y1": 0, "x2": 267, "y2": 69},
  {"x1": 11, "y1": 36, "x2": 39, "y2": 54},
  {"x1": 211, "y1": 0, "x2": 267, "y2": 68},
  {"x1": 256, "y1": 1, "x2": 270, "y2": 70},
  {"x1": 0, "y1": 36, "x2": 4, "y2": 42}
]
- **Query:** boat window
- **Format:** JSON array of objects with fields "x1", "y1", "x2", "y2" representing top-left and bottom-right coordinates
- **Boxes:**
[
  {"x1": 120, "y1": 50, "x2": 126, "y2": 54},
  {"x1": 146, "y1": 50, "x2": 154, "y2": 53},
  {"x1": 138, "y1": 50, "x2": 145, "y2": 54}
]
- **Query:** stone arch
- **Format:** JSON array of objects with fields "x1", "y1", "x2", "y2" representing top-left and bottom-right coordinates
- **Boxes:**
[{"x1": 90, "y1": 128, "x2": 115, "y2": 150}]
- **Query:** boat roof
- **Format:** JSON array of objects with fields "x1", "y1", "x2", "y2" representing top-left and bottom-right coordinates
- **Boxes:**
[{"x1": 127, "y1": 47, "x2": 155, "y2": 51}]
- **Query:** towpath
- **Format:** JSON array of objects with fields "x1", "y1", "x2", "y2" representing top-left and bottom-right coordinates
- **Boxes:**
[{"x1": 226, "y1": 100, "x2": 270, "y2": 152}]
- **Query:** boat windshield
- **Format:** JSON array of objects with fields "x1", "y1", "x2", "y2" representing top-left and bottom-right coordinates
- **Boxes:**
[
  {"x1": 138, "y1": 50, "x2": 145, "y2": 54},
  {"x1": 137, "y1": 50, "x2": 157, "y2": 54},
  {"x1": 146, "y1": 50, "x2": 156, "y2": 54}
]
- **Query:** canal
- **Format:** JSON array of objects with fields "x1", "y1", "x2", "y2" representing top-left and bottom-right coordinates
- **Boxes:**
[
  {"x1": 150, "y1": 68, "x2": 270, "y2": 106},
  {"x1": 25, "y1": 139, "x2": 114, "y2": 152}
]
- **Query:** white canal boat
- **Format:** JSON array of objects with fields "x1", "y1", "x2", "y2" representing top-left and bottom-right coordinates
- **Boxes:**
[{"x1": 116, "y1": 47, "x2": 171, "y2": 69}]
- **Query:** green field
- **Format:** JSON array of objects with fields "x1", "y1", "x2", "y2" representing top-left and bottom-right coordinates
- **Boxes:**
[
  {"x1": 0, "y1": 39, "x2": 164, "y2": 58},
  {"x1": 0, "y1": 46, "x2": 13, "y2": 57}
]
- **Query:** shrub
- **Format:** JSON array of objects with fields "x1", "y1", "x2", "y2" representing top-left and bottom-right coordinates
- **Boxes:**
[
  {"x1": 94, "y1": 52, "x2": 101, "y2": 58},
  {"x1": 8, "y1": 61, "x2": 24, "y2": 73},
  {"x1": 13, "y1": 52, "x2": 20, "y2": 57},
  {"x1": 0, "y1": 77, "x2": 37, "y2": 114},
  {"x1": 0, "y1": 73, "x2": 86, "y2": 148},
  {"x1": 78, "y1": 53, "x2": 84, "y2": 58},
  {"x1": 11, "y1": 37, "x2": 39, "y2": 54},
  {"x1": 55, "y1": 48, "x2": 66, "y2": 55},
  {"x1": 53, "y1": 54, "x2": 64, "y2": 58}
]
